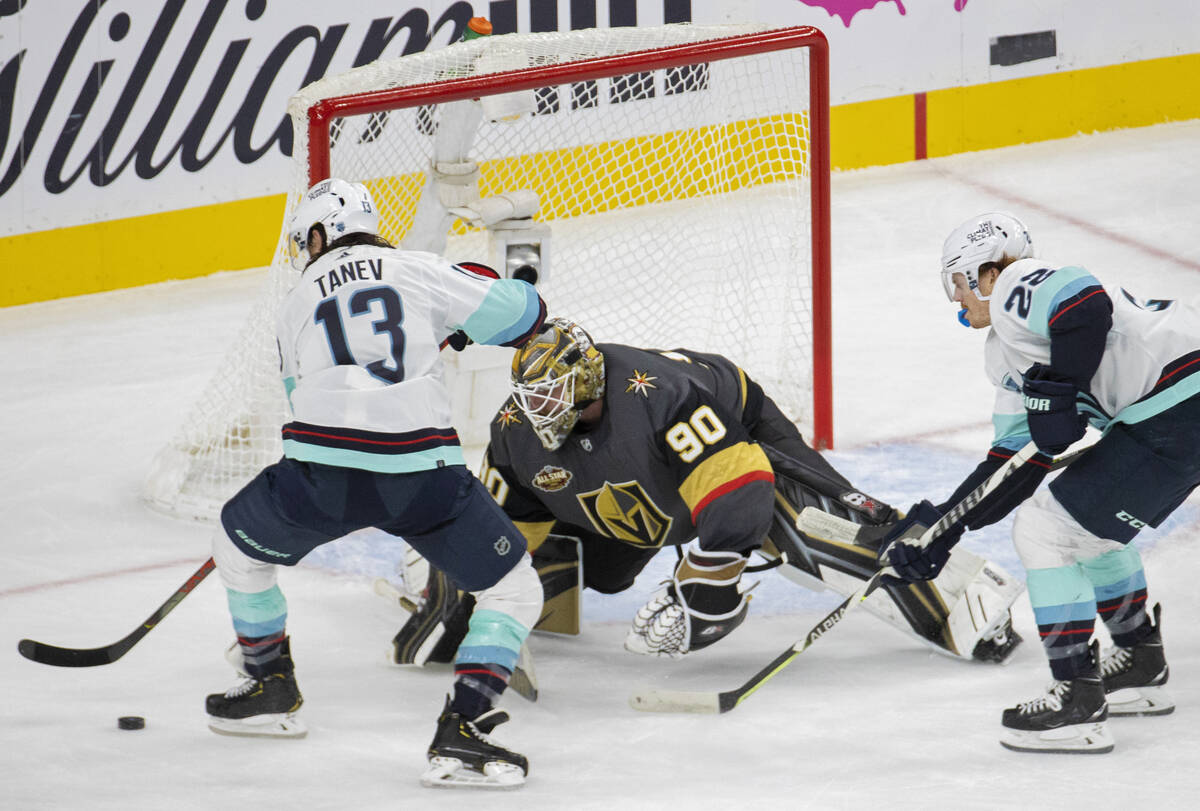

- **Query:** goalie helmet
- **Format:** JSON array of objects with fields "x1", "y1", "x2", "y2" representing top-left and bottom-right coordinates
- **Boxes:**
[
  {"x1": 287, "y1": 178, "x2": 379, "y2": 270},
  {"x1": 510, "y1": 317, "x2": 605, "y2": 451},
  {"x1": 940, "y1": 212, "x2": 1034, "y2": 301}
]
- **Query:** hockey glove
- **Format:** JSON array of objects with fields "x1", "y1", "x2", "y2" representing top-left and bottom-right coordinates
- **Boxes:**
[
  {"x1": 1022, "y1": 364, "x2": 1086, "y2": 454},
  {"x1": 879, "y1": 500, "x2": 963, "y2": 582},
  {"x1": 624, "y1": 549, "x2": 751, "y2": 657},
  {"x1": 444, "y1": 330, "x2": 472, "y2": 351}
]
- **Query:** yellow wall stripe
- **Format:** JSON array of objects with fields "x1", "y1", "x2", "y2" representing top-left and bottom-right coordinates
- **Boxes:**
[
  {"x1": 927, "y1": 53, "x2": 1200, "y2": 157},
  {"x1": 2, "y1": 52, "x2": 1196, "y2": 309},
  {"x1": 1, "y1": 194, "x2": 285, "y2": 307}
]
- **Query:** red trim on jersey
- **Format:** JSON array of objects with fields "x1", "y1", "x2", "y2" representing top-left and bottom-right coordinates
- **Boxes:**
[
  {"x1": 1047, "y1": 288, "x2": 1106, "y2": 327},
  {"x1": 690, "y1": 470, "x2": 775, "y2": 522}
]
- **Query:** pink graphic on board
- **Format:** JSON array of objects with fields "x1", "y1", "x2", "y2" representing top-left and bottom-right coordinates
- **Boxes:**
[{"x1": 795, "y1": 1, "x2": 970, "y2": 27}]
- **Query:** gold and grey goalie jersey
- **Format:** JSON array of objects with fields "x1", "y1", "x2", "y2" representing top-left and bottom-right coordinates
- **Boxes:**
[{"x1": 483, "y1": 345, "x2": 776, "y2": 552}]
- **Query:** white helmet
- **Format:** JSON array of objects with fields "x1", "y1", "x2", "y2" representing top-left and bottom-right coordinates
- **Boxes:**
[
  {"x1": 287, "y1": 178, "x2": 379, "y2": 270},
  {"x1": 940, "y1": 212, "x2": 1034, "y2": 301}
]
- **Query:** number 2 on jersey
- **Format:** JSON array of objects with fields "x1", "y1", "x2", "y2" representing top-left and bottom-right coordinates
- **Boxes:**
[
  {"x1": 313, "y1": 286, "x2": 406, "y2": 383},
  {"x1": 1003, "y1": 267, "x2": 1054, "y2": 320}
]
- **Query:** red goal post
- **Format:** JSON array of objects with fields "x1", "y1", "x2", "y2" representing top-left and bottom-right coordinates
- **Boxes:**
[{"x1": 144, "y1": 23, "x2": 832, "y2": 523}]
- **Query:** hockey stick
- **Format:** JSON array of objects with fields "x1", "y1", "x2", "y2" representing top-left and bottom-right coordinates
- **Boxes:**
[
  {"x1": 797, "y1": 442, "x2": 1092, "y2": 545},
  {"x1": 17, "y1": 557, "x2": 215, "y2": 667},
  {"x1": 628, "y1": 442, "x2": 1041, "y2": 714},
  {"x1": 760, "y1": 444, "x2": 896, "y2": 524}
]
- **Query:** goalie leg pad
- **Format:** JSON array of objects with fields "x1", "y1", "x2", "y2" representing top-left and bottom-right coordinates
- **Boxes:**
[
  {"x1": 624, "y1": 549, "x2": 751, "y2": 657},
  {"x1": 391, "y1": 567, "x2": 467, "y2": 666},
  {"x1": 531, "y1": 534, "x2": 582, "y2": 636}
]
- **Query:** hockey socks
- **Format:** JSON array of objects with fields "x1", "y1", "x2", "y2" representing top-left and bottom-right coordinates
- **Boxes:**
[
  {"x1": 236, "y1": 631, "x2": 288, "y2": 677},
  {"x1": 451, "y1": 663, "x2": 511, "y2": 720}
]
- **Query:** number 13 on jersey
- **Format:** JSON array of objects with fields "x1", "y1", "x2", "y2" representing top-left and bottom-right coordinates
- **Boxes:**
[{"x1": 313, "y1": 285, "x2": 407, "y2": 383}]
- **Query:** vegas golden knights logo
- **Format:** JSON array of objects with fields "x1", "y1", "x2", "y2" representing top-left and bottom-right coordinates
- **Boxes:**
[{"x1": 577, "y1": 481, "x2": 673, "y2": 548}]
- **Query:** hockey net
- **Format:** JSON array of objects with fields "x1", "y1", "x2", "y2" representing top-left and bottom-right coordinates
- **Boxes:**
[{"x1": 144, "y1": 22, "x2": 831, "y2": 522}]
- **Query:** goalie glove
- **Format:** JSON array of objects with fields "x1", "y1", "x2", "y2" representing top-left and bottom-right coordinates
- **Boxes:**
[{"x1": 624, "y1": 549, "x2": 753, "y2": 658}]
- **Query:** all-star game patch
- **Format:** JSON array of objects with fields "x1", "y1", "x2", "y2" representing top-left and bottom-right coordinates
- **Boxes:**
[{"x1": 531, "y1": 465, "x2": 572, "y2": 492}]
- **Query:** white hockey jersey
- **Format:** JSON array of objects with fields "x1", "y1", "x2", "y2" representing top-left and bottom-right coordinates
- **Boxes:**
[
  {"x1": 276, "y1": 244, "x2": 543, "y2": 473},
  {"x1": 984, "y1": 258, "x2": 1200, "y2": 450}
]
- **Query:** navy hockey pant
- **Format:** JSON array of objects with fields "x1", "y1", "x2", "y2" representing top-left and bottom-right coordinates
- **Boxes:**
[{"x1": 220, "y1": 458, "x2": 527, "y2": 592}]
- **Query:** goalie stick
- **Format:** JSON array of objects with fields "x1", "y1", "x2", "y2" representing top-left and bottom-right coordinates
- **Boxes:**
[
  {"x1": 628, "y1": 442, "x2": 1041, "y2": 714},
  {"x1": 18, "y1": 557, "x2": 215, "y2": 667}
]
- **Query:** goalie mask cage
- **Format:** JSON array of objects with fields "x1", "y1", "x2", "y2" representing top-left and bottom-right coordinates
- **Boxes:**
[{"x1": 144, "y1": 23, "x2": 832, "y2": 523}]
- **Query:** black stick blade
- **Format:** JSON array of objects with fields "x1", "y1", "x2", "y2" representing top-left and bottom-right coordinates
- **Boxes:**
[
  {"x1": 18, "y1": 637, "x2": 125, "y2": 667},
  {"x1": 16, "y1": 558, "x2": 214, "y2": 669}
]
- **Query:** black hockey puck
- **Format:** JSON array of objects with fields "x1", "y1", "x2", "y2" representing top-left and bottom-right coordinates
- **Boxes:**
[{"x1": 117, "y1": 716, "x2": 145, "y2": 730}]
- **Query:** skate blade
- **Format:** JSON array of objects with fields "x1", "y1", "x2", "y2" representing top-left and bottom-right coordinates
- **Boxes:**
[
  {"x1": 207, "y1": 713, "x2": 307, "y2": 739},
  {"x1": 1000, "y1": 721, "x2": 1114, "y2": 754},
  {"x1": 1107, "y1": 686, "x2": 1175, "y2": 717},
  {"x1": 420, "y1": 757, "x2": 525, "y2": 790}
]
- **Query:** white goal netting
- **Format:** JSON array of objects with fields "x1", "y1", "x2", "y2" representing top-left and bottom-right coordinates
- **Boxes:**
[{"x1": 145, "y1": 22, "x2": 829, "y2": 522}]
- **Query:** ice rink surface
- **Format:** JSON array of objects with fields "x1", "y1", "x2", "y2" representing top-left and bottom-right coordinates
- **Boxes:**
[{"x1": 3, "y1": 120, "x2": 1200, "y2": 810}]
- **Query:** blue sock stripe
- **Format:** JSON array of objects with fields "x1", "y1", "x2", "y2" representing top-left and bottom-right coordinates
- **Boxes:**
[
  {"x1": 455, "y1": 609, "x2": 529, "y2": 672},
  {"x1": 226, "y1": 585, "x2": 287, "y2": 638},
  {"x1": 1031, "y1": 601, "x2": 1097, "y2": 626},
  {"x1": 455, "y1": 644, "x2": 521, "y2": 671}
]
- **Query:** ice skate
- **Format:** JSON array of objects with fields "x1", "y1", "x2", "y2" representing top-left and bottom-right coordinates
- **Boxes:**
[
  {"x1": 420, "y1": 698, "x2": 527, "y2": 789},
  {"x1": 206, "y1": 639, "x2": 306, "y2": 738},
  {"x1": 1000, "y1": 645, "x2": 1112, "y2": 754},
  {"x1": 1101, "y1": 603, "x2": 1174, "y2": 717}
]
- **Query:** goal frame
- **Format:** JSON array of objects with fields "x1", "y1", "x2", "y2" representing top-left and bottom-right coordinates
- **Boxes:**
[{"x1": 303, "y1": 26, "x2": 833, "y2": 448}]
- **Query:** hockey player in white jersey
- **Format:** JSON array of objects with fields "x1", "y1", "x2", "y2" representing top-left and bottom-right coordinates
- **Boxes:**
[
  {"x1": 205, "y1": 178, "x2": 547, "y2": 788},
  {"x1": 880, "y1": 212, "x2": 1197, "y2": 753}
]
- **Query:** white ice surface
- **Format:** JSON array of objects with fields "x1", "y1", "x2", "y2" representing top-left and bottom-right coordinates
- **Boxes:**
[{"x1": 3, "y1": 120, "x2": 1200, "y2": 810}]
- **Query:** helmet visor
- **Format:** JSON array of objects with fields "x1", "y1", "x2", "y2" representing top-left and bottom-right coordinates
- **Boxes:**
[
  {"x1": 288, "y1": 230, "x2": 309, "y2": 272},
  {"x1": 511, "y1": 369, "x2": 576, "y2": 429},
  {"x1": 941, "y1": 270, "x2": 985, "y2": 303}
]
